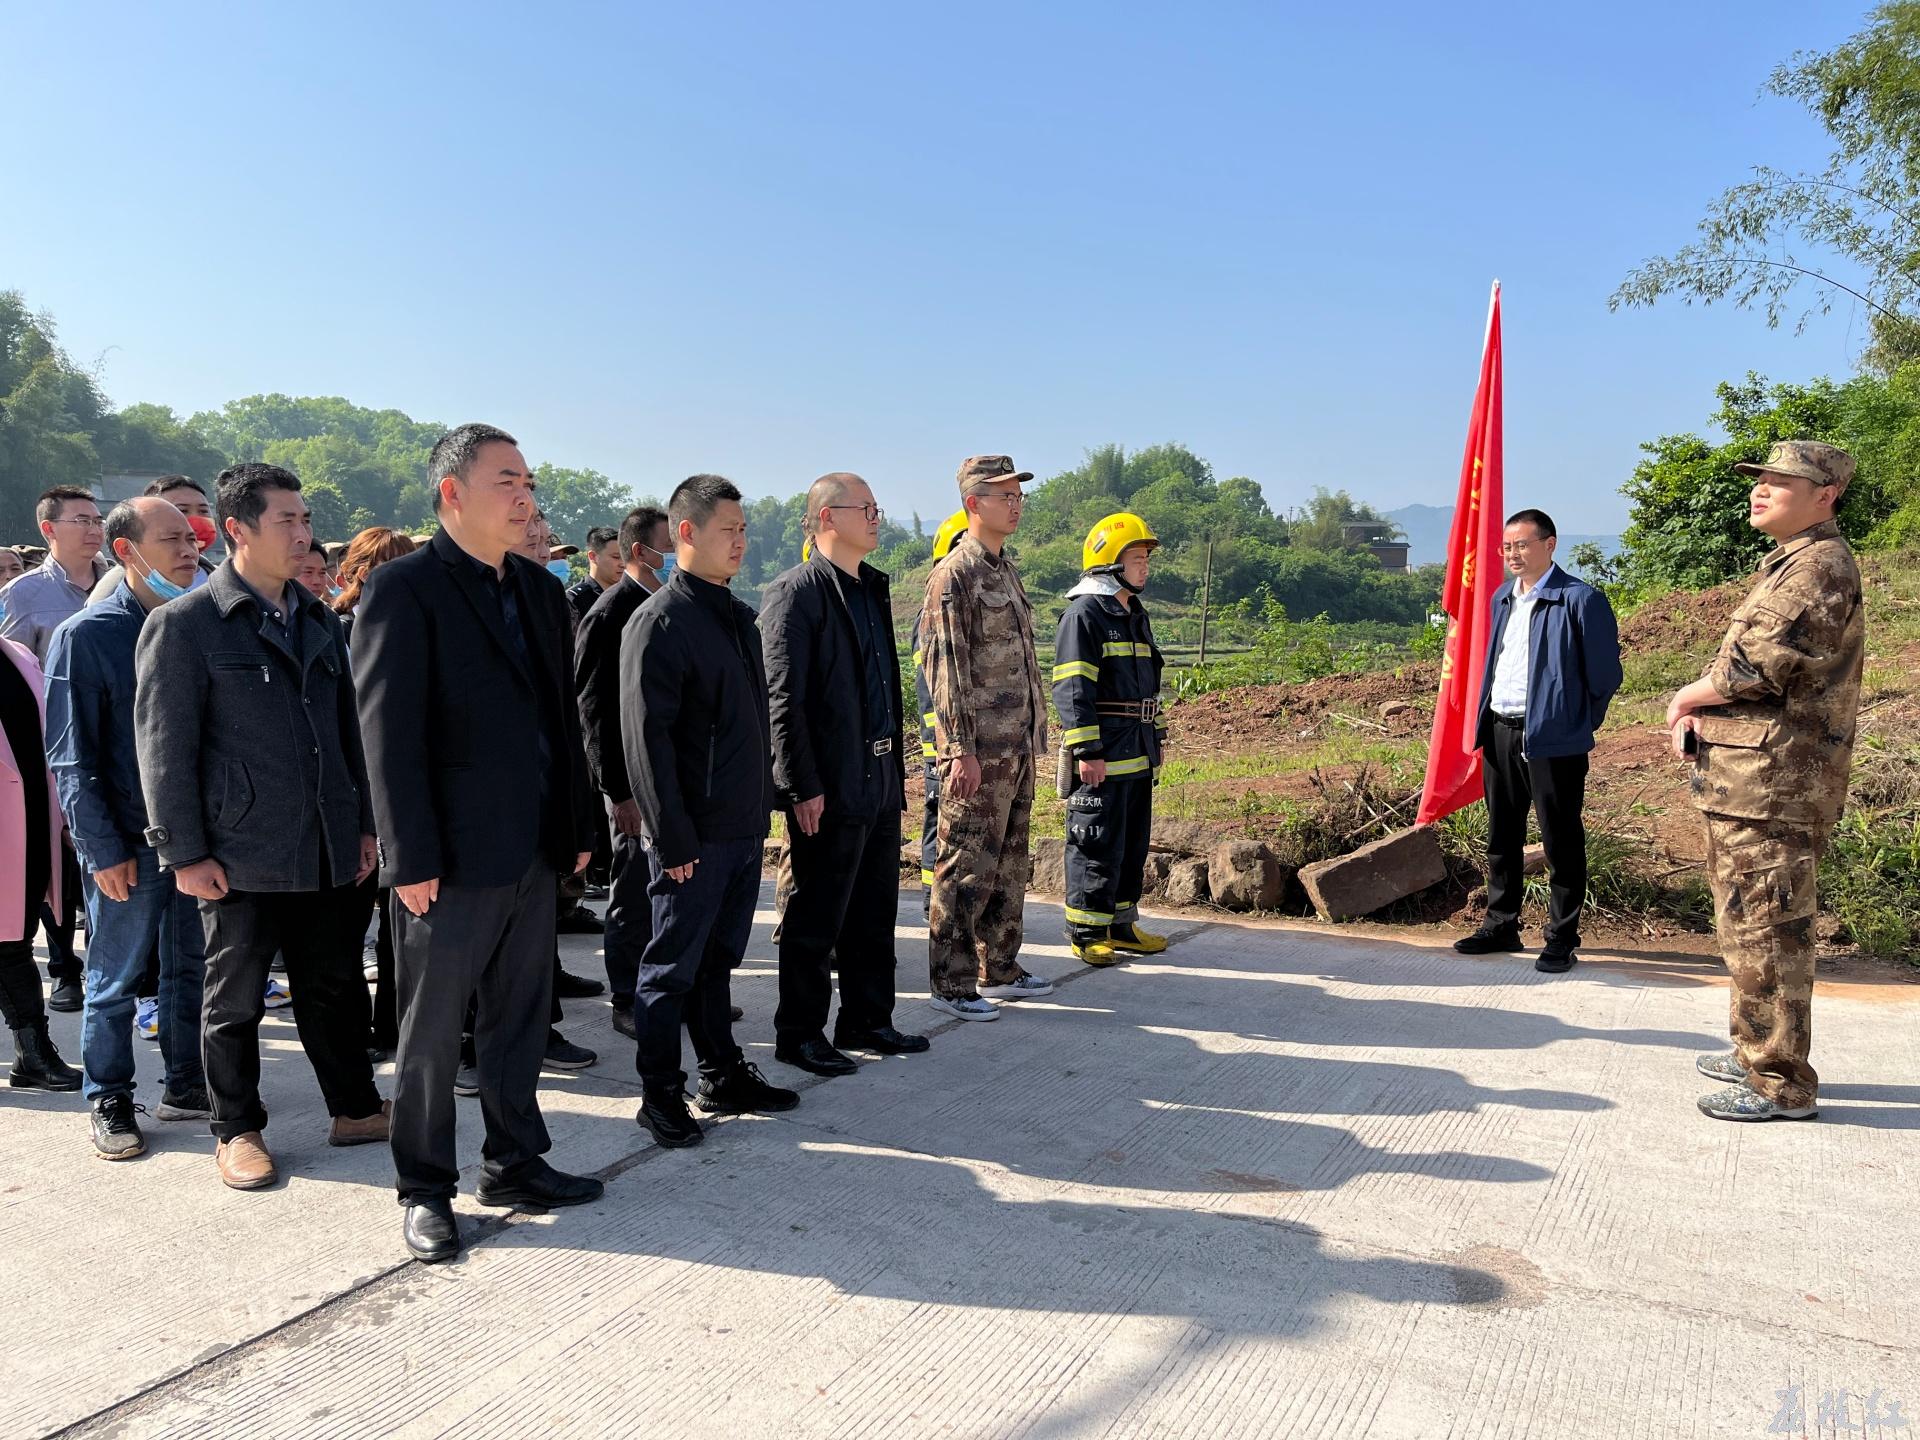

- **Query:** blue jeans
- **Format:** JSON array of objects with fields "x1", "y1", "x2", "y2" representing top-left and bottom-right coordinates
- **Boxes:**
[{"x1": 82, "y1": 847, "x2": 206, "y2": 1102}]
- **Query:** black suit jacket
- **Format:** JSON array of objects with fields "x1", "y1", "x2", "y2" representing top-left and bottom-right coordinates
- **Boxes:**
[
  {"x1": 573, "y1": 573, "x2": 654, "y2": 804},
  {"x1": 758, "y1": 553, "x2": 906, "y2": 823},
  {"x1": 353, "y1": 530, "x2": 596, "y2": 889}
]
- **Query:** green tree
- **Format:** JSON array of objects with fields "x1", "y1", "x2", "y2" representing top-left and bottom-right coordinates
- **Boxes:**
[
  {"x1": 533, "y1": 463, "x2": 638, "y2": 548},
  {"x1": 1285, "y1": 488, "x2": 1398, "y2": 552},
  {"x1": 0, "y1": 291, "x2": 106, "y2": 539},
  {"x1": 1612, "y1": 3, "x2": 1920, "y2": 369},
  {"x1": 1616, "y1": 372, "x2": 1902, "y2": 591}
]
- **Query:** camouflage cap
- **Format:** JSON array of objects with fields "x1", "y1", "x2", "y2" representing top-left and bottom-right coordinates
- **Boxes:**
[
  {"x1": 1733, "y1": 440, "x2": 1855, "y2": 497},
  {"x1": 956, "y1": 454, "x2": 1034, "y2": 494}
]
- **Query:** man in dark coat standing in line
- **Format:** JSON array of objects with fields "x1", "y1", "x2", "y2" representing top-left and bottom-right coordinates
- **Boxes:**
[
  {"x1": 759, "y1": 473, "x2": 928, "y2": 1077},
  {"x1": 620, "y1": 474, "x2": 798, "y2": 1149},
  {"x1": 354, "y1": 423, "x2": 604, "y2": 1263},
  {"x1": 134, "y1": 464, "x2": 388, "y2": 1192}
]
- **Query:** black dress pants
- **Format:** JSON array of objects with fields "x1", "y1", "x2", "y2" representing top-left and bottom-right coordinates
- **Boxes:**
[
  {"x1": 633, "y1": 836, "x2": 756, "y2": 1092},
  {"x1": 40, "y1": 842, "x2": 83, "y2": 984},
  {"x1": 775, "y1": 809, "x2": 902, "y2": 1045},
  {"x1": 391, "y1": 855, "x2": 557, "y2": 1203},
  {"x1": 602, "y1": 817, "x2": 653, "y2": 1009},
  {"x1": 0, "y1": 937, "x2": 47, "y2": 1029},
  {"x1": 198, "y1": 882, "x2": 381, "y2": 1140},
  {"x1": 1483, "y1": 719, "x2": 1589, "y2": 949}
]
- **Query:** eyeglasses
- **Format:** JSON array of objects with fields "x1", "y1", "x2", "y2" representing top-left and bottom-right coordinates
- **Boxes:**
[
  {"x1": 1499, "y1": 540, "x2": 1539, "y2": 554},
  {"x1": 823, "y1": 503, "x2": 885, "y2": 523},
  {"x1": 49, "y1": 515, "x2": 104, "y2": 531},
  {"x1": 971, "y1": 490, "x2": 1024, "y2": 507}
]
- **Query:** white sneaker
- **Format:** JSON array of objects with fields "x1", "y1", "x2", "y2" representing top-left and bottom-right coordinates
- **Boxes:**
[
  {"x1": 135, "y1": 996, "x2": 159, "y2": 1041},
  {"x1": 263, "y1": 978, "x2": 292, "y2": 1010},
  {"x1": 362, "y1": 956, "x2": 379, "y2": 983},
  {"x1": 928, "y1": 995, "x2": 1000, "y2": 1022},
  {"x1": 979, "y1": 975, "x2": 1054, "y2": 1000}
]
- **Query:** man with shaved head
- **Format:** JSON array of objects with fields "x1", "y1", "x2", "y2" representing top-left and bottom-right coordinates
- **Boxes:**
[
  {"x1": 45, "y1": 496, "x2": 212, "y2": 1158},
  {"x1": 759, "y1": 473, "x2": 927, "y2": 1077}
]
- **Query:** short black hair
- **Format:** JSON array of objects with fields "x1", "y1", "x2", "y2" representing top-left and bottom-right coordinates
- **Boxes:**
[
  {"x1": 103, "y1": 500, "x2": 148, "y2": 552},
  {"x1": 619, "y1": 505, "x2": 669, "y2": 557},
  {"x1": 145, "y1": 474, "x2": 205, "y2": 500},
  {"x1": 218, "y1": 462, "x2": 304, "y2": 532},
  {"x1": 585, "y1": 526, "x2": 618, "y2": 550},
  {"x1": 36, "y1": 485, "x2": 97, "y2": 528},
  {"x1": 668, "y1": 475, "x2": 742, "y2": 536},
  {"x1": 1504, "y1": 508, "x2": 1556, "y2": 540},
  {"x1": 427, "y1": 422, "x2": 518, "y2": 514}
]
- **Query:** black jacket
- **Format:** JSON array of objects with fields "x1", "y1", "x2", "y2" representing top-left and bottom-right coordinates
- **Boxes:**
[
  {"x1": 133, "y1": 561, "x2": 373, "y2": 892},
  {"x1": 352, "y1": 531, "x2": 596, "y2": 889},
  {"x1": 619, "y1": 568, "x2": 774, "y2": 869},
  {"x1": 573, "y1": 573, "x2": 655, "y2": 803},
  {"x1": 758, "y1": 552, "x2": 906, "y2": 822}
]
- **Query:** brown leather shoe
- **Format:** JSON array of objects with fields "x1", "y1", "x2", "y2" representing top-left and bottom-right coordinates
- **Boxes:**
[
  {"x1": 328, "y1": 1098, "x2": 392, "y2": 1148},
  {"x1": 216, "y1": 1132, "x2": 278, "y2": 1190}
]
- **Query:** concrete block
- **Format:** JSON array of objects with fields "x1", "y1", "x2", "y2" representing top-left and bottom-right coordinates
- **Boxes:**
[{"x1": 1298, "y1": 823, "x2": 1447, "y2": 920}]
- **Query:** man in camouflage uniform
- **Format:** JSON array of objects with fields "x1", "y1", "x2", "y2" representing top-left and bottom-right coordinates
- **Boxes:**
[
  {"x1": 919, "y1": 457, "x2": 1052, "y2": 1020},
  {"x1": 1667, "y1": 440, "x2": 1865, "y2": 1122}
]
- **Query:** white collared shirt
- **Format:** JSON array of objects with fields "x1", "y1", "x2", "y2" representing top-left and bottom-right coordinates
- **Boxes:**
[{"x1": 1488, "y1": 563, "x2": 1557, "y2": 717}]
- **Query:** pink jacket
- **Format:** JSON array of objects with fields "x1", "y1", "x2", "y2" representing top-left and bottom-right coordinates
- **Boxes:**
[{"x1": 0, "y1": 639, "x2": 65, "y2": 943}]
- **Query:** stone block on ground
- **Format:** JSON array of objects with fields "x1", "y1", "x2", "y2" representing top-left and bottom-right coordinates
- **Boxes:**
[
  {"x1": 1299, "y1": 823, "x2": 1447, "y2": 921},
  {"x1": 1206, "y1": 839, "x2": 1288, "y2": 911},
  {"x1": 1141, "y1": 852, "x2": 1174, "y2": 897},
  {"x1": 1164, "y1": 858, "x2": 1211, "y2": 906},
  {"x1": 1523, "y1": 843, "x2": 1548, "y2": 876},
  {"x1": 1029, "y1": 836, "x2": 1068, "y2": 895}
]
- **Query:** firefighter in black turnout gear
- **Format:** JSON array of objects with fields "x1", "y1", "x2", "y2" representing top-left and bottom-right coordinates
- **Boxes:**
[{"x1": 1052, "y1": 513, "x2": 1170, "y2": 966}]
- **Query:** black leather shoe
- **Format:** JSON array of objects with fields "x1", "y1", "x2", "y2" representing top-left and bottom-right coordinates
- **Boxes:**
[
  {"x1": 553, "y1": 968, "x2": 605, "y2": 999},
  {"x1": 1535, "y1": 945, "x2": 1577, "y2": 974},
  {"x1": 475, "y1": 1158, "x2": 605, "y2": 1209},
  {"x1": 556, "y1": 905, "x2": 605, "y2": 936},
  {"x1": 46, "y1": 979, "x2": 83, "y2": 1013},
  {"x1": 730, "y1": 1005, "x2": 744, "y2": 1022},
  {"x1": 1453, "y1": 925, "x2": 1524, "y2": 955},
  {"x1": 611, "y1": 1004, "x2": 637, "y2": 1040},
  {"x1": 774, "y1": 1038, "x2": 858, "y2": 1077},
  {"x1": 694, "y1": 1061, "x2": 800, "y2": 1114},
  {"x1": 637, "y1": 1089, "x2": 704, "y2": 1148},
  {"x1": 453, "y1": 1060, "x2": 480, "y2": 1096},
  {"x1": 833, "y1": 1025, "x2": 931, "y2": 1055},
  {"x1": 403, "y1": 1200, "x2": 461, "y2": 1263}
]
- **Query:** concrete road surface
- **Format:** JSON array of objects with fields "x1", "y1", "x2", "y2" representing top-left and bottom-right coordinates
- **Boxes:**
[{"x1": 4, "y1": 889, "x2": 1916, "y2": 1439}]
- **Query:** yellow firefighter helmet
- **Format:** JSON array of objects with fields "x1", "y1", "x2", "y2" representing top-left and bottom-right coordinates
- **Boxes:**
[
  {"x1": 932, "y1": 509, "x2": 969, "y2": 560},
  {"x1": 1082, "y1": 512, "x2": 1159, "y2": 572}
]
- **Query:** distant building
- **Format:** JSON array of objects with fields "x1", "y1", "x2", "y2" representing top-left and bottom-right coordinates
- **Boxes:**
[{"x1": 1341, "y1": 521, "x2": 1410, "y2": 573}]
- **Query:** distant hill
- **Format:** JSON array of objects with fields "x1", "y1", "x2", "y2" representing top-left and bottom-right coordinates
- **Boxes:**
[{"x1": 1384, "y1": 503, "x2": 1620, "y2": 575}]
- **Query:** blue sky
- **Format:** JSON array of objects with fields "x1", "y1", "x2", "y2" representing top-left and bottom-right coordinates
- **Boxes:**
[{"x1": 1, "y1": 2, "x2": 1878, "y2": 535}]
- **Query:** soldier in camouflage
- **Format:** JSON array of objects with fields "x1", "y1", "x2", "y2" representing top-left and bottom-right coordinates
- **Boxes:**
[
  {"x1": 918, "y1": 457, "x2": 1052, "y2": 1020},
  {"x1": 1667, "y1": 440, "x2": 1865, "y2": 1123}
]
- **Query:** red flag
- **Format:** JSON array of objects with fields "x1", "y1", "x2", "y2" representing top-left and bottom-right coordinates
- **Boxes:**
[{"x1": 1416, "y1": 282, "x2": 1504, "y2": 825}]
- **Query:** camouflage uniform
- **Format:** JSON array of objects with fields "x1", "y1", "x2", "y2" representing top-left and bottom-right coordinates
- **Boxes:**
[
  {"x1": 911, "y1": 616, "x2": 938, "y2": 911},
  {"x1": 1692, "y1": 445, "x2": 1865, "y2": 1112},
  {"x1": 920, "y1": 532, "x2": 1049, "y2": 1000}
]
